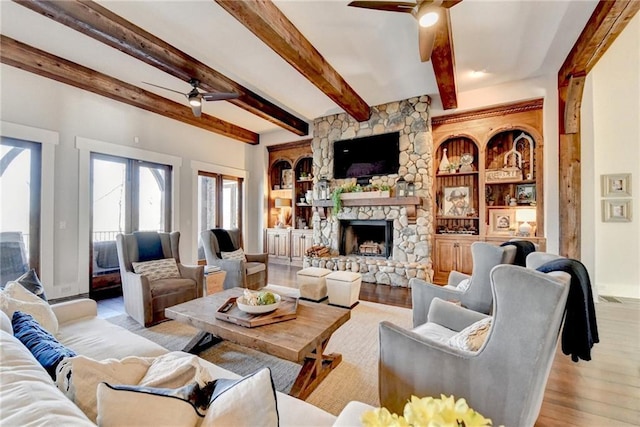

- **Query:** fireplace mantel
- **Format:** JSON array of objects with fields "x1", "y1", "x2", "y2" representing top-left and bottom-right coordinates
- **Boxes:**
[{"x1": 313, "y1": 196, "x2": 423, "y2": 223}]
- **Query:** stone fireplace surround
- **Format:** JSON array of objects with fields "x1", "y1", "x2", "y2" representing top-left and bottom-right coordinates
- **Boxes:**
[{"x1": 305, "y1": 95, "x2": 435, "y2": 287}]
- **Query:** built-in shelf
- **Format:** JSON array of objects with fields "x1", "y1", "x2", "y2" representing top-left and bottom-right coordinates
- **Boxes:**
[{"x1": 313, "y1": 196, "x2": 423, "y2": 223}]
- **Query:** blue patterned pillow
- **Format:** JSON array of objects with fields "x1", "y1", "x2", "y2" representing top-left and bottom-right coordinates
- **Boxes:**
[{"x1": 12, "y1": 311, "x2": 76, "y2": 379}]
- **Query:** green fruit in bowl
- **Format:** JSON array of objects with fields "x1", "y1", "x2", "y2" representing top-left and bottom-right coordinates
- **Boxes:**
[{"x1": 257, "y1": 291, "x2": 277, "y2": 306}]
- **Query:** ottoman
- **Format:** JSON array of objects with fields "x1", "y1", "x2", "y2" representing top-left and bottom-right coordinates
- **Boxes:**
[
  {"x1": 326, "y1": 271, "x2": 362, "y2": 308},
  {"x1": 296, "y1": 267, "x2": 331, "y2": 302}
]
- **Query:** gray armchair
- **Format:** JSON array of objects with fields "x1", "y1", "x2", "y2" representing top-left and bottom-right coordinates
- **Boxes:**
[
  {"x1": 411, "y1": 242, "x2": 516, "y2": 322},
  {"x1": 379, "y1": 265, "x2": 571, "y2": 427},
  {"x1": 116, "y1": 231, "x2": 203, "y2": 327},
  {"x1": 199, "y1": 228, "x2": 268, "y2": 290}
]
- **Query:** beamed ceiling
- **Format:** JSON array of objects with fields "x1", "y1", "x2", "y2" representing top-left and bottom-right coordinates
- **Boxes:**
[{"x1": 0, "y1": 0, "x2": 603, "y2": 144}]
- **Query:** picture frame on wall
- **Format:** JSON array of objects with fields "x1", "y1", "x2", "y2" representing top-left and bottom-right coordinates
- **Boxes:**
[
  {"x1": 281, "y1": 169, "x2": 293, "y2": 189},
  {"x1": 516, "y1": 184, "x2": 536, "y2": 204},
  {"x1": 442, "y1": 186, "x2": 472, "y2": 217},
  {"x1": 601, "y1": 173, "x2": 631, "y2": 197},
  {"x1": 602, "y1": 199, "x2": 632, "y2": 222},
  {"x1": 488, "y1": 208, "x2": 516, "y2": 236}
]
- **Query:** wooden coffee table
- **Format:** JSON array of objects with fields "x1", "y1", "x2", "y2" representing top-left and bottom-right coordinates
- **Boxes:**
[{"x1": 164, "y1": 287, "x2": 351, "y2": 399}]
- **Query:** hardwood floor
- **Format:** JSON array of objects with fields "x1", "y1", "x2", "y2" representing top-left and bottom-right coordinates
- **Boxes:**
[{"x1": 97, "y1": 263, "x2": 639, "y2": 426}]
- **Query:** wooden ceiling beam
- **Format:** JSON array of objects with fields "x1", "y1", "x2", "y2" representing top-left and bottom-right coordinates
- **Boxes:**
[
  {"x1": 14, "y1": 0, "x2": 309, "y2": 136},
  {"x1": 215, "y1": 0, "x2": 371, "y2": 122},
  {"x1": 557, "y1": 0, "x2": 639, "y2": 258},
  {"x1": 0, "y1": 36, "x2": 259, "y2": 144},
  {"x1": 558, "y1": 0, "x2": 640, "y2": 88},
  {"x1": 431, "y1": 8, "x2": 458, "y2": 110}
]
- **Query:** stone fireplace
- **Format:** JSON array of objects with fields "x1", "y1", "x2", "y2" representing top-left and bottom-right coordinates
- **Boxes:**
[
  {"x1": 305, "y1": 95, "x2": 436, "y2": 287},
  {"x1": 339, "y1": 219, "x2": 393, "y2": 258}
]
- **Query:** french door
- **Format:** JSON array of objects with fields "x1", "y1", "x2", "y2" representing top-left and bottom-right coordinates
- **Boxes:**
[
  {"x1": 90, "y1": 153, "x2": 172, "y2": 293},
  {"x1": 0, "y1": 137, "x2": 41, "y2": 284},
  {"x1": 198, "y1": 171, "x2": 243, "y2": 256}
]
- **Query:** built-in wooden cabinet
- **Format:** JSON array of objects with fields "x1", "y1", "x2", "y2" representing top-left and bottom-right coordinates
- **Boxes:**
[
  {"x1": 431, "y1": 99, "x2": 546, "y2": 284},
  {"x1": 265, "y1": 228, "x2": 312, "y2": 266},
  {"x1": 267, "y1": 140, "x2": 313, "y2": 230},
  {"x1": 265, "y1": 228, "x2": 290, "y2": 262}
]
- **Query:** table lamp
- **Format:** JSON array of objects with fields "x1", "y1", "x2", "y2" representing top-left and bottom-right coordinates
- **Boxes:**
[{"x1": 516, "y1": 208, "x2": 536, "y2": 237}]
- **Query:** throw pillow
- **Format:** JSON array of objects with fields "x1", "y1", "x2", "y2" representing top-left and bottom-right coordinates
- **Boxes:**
[
  {"x1": 220, "y1": 248, "x2": 247, "y2": 262},
  {"x1": 11, "y1": 311, "x2": 76, "y2": 379},
  {"x1": 131, "y1": 258, "x2": 180, "y2": 282},
  {"x1": 96, "y1": 382, "x2": 205, "y2": 427},
  {"x1": 447, "y1": 316, "x2": 492, "y2": 352},
  {"x1": 0, "y1": 281, "x2": 58, "y2": 334},
  {"x1": 11, "y1": 269, "x2": 47, "y2": 301},
  {"x1": 201, "y1": 368, "x2": 278, "y2": 427},
  {"x1": 133, "y1": 231, "x2": 164, "y2": 262}
]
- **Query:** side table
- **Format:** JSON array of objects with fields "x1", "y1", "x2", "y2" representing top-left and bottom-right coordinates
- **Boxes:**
[{"x1": 205, "y1": 270, "x2": 227, "y2": 295}]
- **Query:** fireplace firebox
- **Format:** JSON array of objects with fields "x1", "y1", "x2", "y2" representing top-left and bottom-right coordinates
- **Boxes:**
[{"x1": 339, "y1": 219, "x2": 393, "y2": 258}]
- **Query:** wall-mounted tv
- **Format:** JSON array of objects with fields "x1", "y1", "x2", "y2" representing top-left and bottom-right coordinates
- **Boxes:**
[{"x1": 333, "y1": 131, "x2": 400, "y2": 179}]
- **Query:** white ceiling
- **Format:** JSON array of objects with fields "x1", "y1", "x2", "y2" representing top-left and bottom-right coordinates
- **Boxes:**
[{"x1": 1, "y1": 0, "x2": 598, "y2": 137}]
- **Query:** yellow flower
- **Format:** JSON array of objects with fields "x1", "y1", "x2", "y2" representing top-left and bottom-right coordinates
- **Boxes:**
[
  {"x1": 362, "y1": 407, "x2": 410, "y2": 427},
  {"x1": 362, "y1": 395, "x2": 493, "y2": 427}
]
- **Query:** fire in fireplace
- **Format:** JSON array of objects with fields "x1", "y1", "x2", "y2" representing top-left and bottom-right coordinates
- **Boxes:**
[{"x1": 339, "y1": 219, "x2": 393, "y2": 258}]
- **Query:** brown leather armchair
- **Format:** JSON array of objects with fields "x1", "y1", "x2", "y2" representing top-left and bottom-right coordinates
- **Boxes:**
[{"x1": 116, "y1": 231, "x2": 203, "y2": 327}]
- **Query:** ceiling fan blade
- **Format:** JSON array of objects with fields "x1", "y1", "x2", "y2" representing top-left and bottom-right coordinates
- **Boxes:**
[
  {"x1": 441, "y1": 0, "x2": 462, "y2": 8},
  {"x1": 142, "y1": 81, "x2": 185, "y2": 96},
  {"x1": 347, "y1": 1, "x2": 416, "y2": 13},
  {"x1": 201, "y1": 92, "x2": 240, "y2": 102},
  {"x1": 191, "y1": 102, "x2": 202, "y2": 118},
  {"x1": 418, "y1": 26, "x2": 435, "y2": 62}
]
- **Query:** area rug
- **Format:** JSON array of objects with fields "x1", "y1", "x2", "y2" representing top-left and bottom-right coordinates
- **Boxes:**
[{"x1": 107, "y1": 300, "x2": 412, "y2": 416}]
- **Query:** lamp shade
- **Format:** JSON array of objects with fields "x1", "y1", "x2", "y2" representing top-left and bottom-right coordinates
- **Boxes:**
[
  {"x1": 516, "y1": 208, "x2": 536, "y2": 223},
  {"x1": 275, "y1": 198, "x2": 291, "y2": 208}
]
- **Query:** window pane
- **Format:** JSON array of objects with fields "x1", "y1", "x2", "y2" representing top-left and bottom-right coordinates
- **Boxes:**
[
  {"x1": 92, "y1": 158, "x2": 126, "y2": 241},
  {"x1": 138, "y1": 164, "x2": 167, "y2": 232},
  {"x1": 198, "y1": 175, "x2": 217, "y2": 231},
  {"x1": 222, "y1": 178, "x2": 238, "y2": 229}
]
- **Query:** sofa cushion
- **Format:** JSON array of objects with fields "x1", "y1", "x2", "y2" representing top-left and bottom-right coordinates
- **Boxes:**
[
  {"x1": 96, "y1": 382, "x2": 204, "y2": 427},
  {"x1": 202, "y1": 367, "x2": 278, "y2": 427},
  {"x1": 0, "y1": 330, "x2": 95, "y2": 426},
  {"x1": 447, "y1": 316, "x2": 493, "y2": 352},
  {"x1": 150, "y1": 278, "x2": 197, "y2": 297},
  {"x1": 12, "y1": 311, "x2": 77, "y2": 379},
  {"x1": 0, "y1": 281, "x2": 58, "y2": 334},
  {"x1": 12, "y1": 268, "x2": 47, "y2": 301},
  {"x1": 132, "y1": 258, "x2": 180, "y2": 282},
  {"x1": 221, "y1": 248, "x2": 247, "y2": 262}
]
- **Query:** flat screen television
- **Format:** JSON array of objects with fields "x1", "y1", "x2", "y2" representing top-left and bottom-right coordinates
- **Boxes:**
[{"x1": 333, "y1": 131, "x2": 400, "y2": 180}]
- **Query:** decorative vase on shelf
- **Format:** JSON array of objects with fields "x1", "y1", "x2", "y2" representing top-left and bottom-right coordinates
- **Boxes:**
[{"x1": 438, "y1": 148, "x2": 450, "y2": 173}]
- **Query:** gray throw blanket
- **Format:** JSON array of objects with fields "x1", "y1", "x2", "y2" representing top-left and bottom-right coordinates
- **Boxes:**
[{"x1": 537, "y1": 258, "x2": 599, "y2": 362}]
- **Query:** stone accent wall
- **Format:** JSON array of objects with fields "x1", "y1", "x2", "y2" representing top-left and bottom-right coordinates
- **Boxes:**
[{"x1": 310, "y1": 95, "x2": 435, "y2": 286}]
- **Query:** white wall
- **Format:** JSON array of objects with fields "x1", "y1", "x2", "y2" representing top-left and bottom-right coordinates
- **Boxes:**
[
  {"x1": 582, "y1": 14, "x2": 640, "y2": 299},
  {"x1": 0, "y1": 65, "x2": 256, "y2": 298}
]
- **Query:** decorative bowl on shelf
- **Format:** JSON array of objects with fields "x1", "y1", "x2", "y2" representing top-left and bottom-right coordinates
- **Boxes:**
[{"x1": 236, "y1": 293, "x2": 281, "y2": 314}]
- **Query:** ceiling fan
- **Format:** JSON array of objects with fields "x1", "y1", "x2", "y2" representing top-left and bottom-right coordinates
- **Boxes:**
[
  {"x1": 143, "y1": 78, "x2": 239, "y2": 117},
  {"x1": 347, "y1": 0, "x2": 461, "y2": 62}
]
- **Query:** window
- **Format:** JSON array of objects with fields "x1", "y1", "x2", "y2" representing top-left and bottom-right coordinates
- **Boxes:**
[
  {"x1": 90, "y1": 153, "x2": 172, "y2": 292},
  {"x1": 198, "y1": 171, "x2": 243, "y2": 252},
  {"x1": 0, "y1": 137, "x2": 41, "y2": 282}
]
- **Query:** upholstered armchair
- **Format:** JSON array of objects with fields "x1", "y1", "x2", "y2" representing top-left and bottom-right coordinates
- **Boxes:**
[
  {"x1": 116, "y1": 231, "x2": 203, "y2": 327},
  {"x1": 199, "y1": 228, "x2": 268, "y2": 290},
  {"x1": 411, "y1": 242, "x2": 516, "y2": 322},
  {"x1": 0, "y1": 232, "x2": 29, "y2": 286},
  {"x1": 379, "y1": 265, "x2": 571, "y2": 427}
]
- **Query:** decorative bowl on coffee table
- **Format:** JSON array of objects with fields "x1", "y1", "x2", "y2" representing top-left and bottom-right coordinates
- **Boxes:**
[{"x1": 236, "y1": 294, "x2": 281, "y2": 314}]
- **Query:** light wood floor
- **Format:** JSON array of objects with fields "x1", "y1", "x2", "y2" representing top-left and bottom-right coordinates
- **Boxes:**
[{"x1": 97, "y1": 263, "x2": 640, "y2": 426}]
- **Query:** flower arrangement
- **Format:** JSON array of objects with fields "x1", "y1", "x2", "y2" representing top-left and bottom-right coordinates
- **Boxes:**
[
  {"x1": 361, "y1": 395, "x2": 494, "y2": 427},
  {"x1": 331, "y1": 183, "x2": 391, "y2": 214}
]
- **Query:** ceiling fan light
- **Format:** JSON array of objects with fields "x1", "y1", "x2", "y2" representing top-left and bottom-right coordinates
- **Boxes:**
[
  {"x1": 188, "y1": 96, "x2": 201, "y2": 107},
  {"x1": 419, "y1": 10, "x2": 439, "y2": 27}
]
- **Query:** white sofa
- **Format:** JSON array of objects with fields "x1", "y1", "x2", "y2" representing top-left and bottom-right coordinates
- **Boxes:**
[{"x1": 0, "y1": 298, "x2": 370, "y2": 426}]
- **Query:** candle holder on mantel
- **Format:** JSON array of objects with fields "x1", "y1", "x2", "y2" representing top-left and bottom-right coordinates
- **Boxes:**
[{"x1": 396, "y1": 177, "x2": 409, "y2": 197}]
